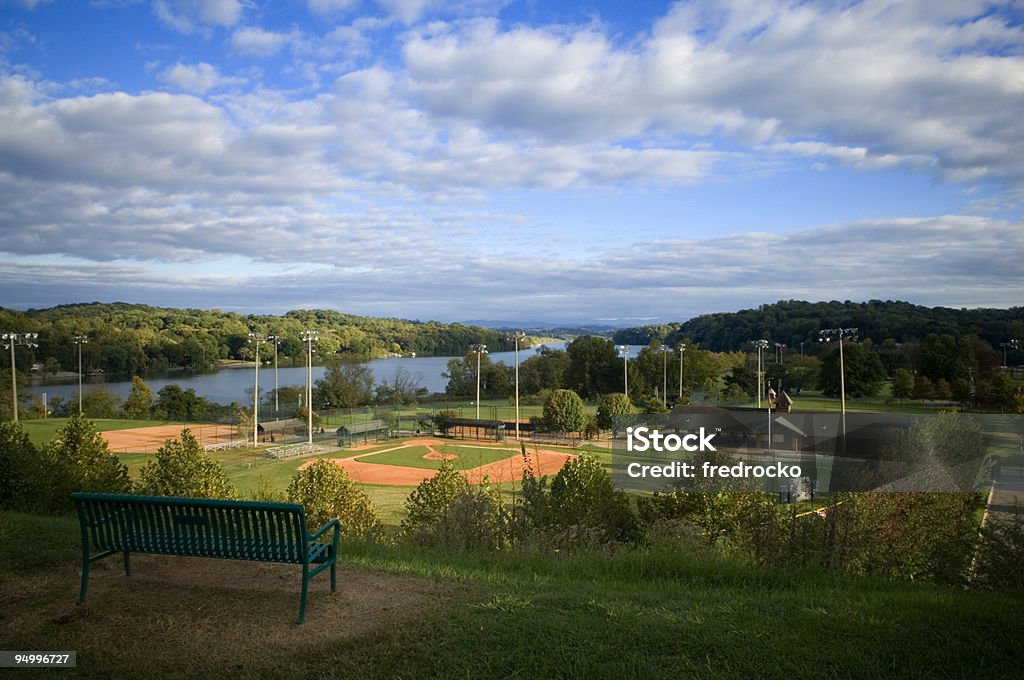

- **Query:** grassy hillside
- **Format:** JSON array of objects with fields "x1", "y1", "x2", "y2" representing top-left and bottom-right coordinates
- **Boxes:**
[{"x1": 2, "y1": 511, "x2": 1021, "y2": 679}]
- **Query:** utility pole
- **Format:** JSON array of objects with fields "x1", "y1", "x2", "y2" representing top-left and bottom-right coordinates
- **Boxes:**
[
  {"x1": 268, "y1": 334, "x2": 281, "y2": 415},
  {"x1": 677, "y1": 343, "x2": 686, "y2": 399}
]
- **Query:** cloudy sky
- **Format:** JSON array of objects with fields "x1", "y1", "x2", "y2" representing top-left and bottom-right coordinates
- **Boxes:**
[{"x1": 0, "y1": 0, "x2": 1021, "y2": 324}]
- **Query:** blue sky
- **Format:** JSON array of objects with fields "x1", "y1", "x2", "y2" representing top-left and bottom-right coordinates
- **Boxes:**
[{"x1": 0, "y1": 0, "x2": 1022, "y2": 324}]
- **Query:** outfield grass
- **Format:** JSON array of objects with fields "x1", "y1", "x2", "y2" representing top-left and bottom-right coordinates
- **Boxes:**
[
  {"x1": 2, "y1": 510, "x2": 1022, "y2": 679},
  {"x1": 356, "y1": 443, "x2": 518, "y2": 470}
]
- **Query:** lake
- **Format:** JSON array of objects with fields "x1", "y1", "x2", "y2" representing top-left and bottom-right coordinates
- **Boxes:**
[{"x1": 23, "y1": 342, "x2": 655, "y2": 406}]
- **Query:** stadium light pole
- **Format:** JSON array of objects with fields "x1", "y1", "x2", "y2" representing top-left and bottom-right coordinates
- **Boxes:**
[
  {"x1": 775, "y1": 342, "x2": 786, "y2": 366},
  {"x1": 3, "y1": 332, "x2": 38, "y2": 423},
  {"x1": 248, "y1": 332, "x2": 265, "y2": 447},
  {"x1": 660, "y1": 345, "x2": 671, "y2": 408},
  {"x1": 509, "y1": 332, "x2": 525, "y2": 439},
  {"x1": 1000, "y1": 339, "x2": 1020, "y2": 369},
  {"x1": 752, "y1": 340, "x2": 769, "y2": 408},
  {"x1": 471, "y1": 344, "x2": 487, "y2": 419},
  {"x1": 268, "y1": 334, "x2": 281, "y2": 415},
  {"x1": 677, "y1": 343, "x2": 686, "y2": 400},
  {"x1": 617, "y1": 345, "x2": 630, "y2": 400},
  {"x1": 820, "y1": 328, "x2": 858, "y2": 446},
  {"x1": 74, "y1": 334, "x2": 88, "y2": 415},
  {"x1": 302, "y1": 330, "x2": 318, "y2": 446}
]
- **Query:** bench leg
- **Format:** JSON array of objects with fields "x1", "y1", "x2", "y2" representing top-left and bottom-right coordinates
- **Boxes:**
[
  {"x1": 123, "y1": 551, "x2": 131, "y2": 577},
  {"x1": 77, "y1": 562, "x2": 90, "y2": 604},
  {"x1": 330, "y1": 559, "x2": 336, "y2": 592},
  {"x1": 297, "y1": 569, "x2": 309, "y2": 625}
]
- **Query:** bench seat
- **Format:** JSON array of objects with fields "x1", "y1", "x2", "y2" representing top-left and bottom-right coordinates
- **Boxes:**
[{"x1": 71, "y1": 492, "x2": 340, "y2": 624}]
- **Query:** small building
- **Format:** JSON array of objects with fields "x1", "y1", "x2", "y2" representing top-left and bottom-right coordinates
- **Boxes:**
[
  {"x1": 336, "y1": 419, "x2": 390, "y2": 447},
  {"x1": 257, "y1": 418, "x2": 305, "y2": 443}
]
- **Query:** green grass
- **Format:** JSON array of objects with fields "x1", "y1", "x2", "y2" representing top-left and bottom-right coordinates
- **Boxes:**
[
  {"x1": 356, "y1": 443, "x2": 519, "y2": 470},
  {"x1": 2, "y1": 510, "x2": 1022, "y2": 679}
]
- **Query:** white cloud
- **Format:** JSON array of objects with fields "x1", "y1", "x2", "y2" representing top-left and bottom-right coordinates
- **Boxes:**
[
  {"x1": 307, "y1": 0, "x2": 358, "y2": 16},
  {"x1": 230, "y1": 26, "x2": 300, "y2": 57},
  {"x1": 158, "y1": 62, "x2": 221, "y2": 93},
  {"x1": 153, "y1": 0, "x2": 244, "y2": 34}
]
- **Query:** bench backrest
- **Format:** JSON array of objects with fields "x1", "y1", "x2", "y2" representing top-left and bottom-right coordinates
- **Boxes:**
[{"x1": 71, "y1": 493, "x2": 312, "y2": 564}]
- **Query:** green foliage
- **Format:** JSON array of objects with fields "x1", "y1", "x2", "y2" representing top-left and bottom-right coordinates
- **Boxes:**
[
  {"x1": 541, "y1": 388, "x2": 587, "y2": 433},
  {"x1": 401, "y1": 461, "x2": 469, "y2": 537},
  {"x1": 0, "y1": 421, "x2": 39, "y2": 512},
  {"x1": 819, "y1": 343, "x2": 886, "y2": 397},
  {"x1": 547, "y1": 452, "x2": 638, "y2": 545},
  {"x1": 285, "y1": 459, "x2": 379, "y2": 539},
  {"x1": 121, "y1": 376, "x2": 155, "y2": 419},
  {"x1": 136, "y1": 429, "x2": 236, "y2": 499},
  {"x1": 598, "y1": 391, "x2": 634, "y2": 428},
  {"x1": 973, "y1": 514, "x2": 1024, "y2": 590},
  {"x1": 41, "y1": 415, "x2": 131, "y2": 514},
  {"x1": 564, "y1": 336, "x2": 620, "y2": 399},
  {"x1": 314, "y1": 358, "x2": 375, "y2": 408},
  {"x1": 80, "y1": 385, "x2": 122, "y2": 419},
  {"x1": 892, "y1": 368, "x2": 914, "y2": 402}
]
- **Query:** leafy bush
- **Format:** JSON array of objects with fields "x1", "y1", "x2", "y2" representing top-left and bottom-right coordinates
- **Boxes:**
[
  {"x1": 548, "y1": 452, "x2": 638, "y2": 546},
  {"x1": 542, "y1": 389, "x2": 587, "y2": 433},
  {"x1": 136, "y1": 429, "x2": 236, "y2": 500},
  {"x1": 0, "y1": 421, "x2": 39, "y2": 512},
  {"x1": 39, "y1": 415, "x2": 131, "y2": 514},
  {"x1": 973, "y1": 513, "x2": 1024, "y2": 590},
  {"x1": 286, "y1": 459, "x2": 379, "y2": 539}
]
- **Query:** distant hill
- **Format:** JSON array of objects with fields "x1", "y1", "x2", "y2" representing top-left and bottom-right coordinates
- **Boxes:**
[{"x1": 612, "y1": 300, "x2": 1024, "y2": 353}]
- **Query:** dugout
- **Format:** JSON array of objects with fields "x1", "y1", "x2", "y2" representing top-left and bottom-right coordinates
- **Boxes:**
[
  {"x1": 443, "y1": 417, "x2": 506, "y2": 442},
  {"x1": 336, "y1": 419, "x2": 390, "y2": 446},
  {"x1": 257, "y1": 418, "x2": 305, "y2": 443}
]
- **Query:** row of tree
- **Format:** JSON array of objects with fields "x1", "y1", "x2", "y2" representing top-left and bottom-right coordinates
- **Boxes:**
[{"x1": 0, "y1": 302, "x2": 529, "y2": 376}]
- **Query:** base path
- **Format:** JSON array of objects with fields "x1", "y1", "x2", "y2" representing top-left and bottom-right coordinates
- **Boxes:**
[{"x1": 304, "y1": 438, "x2": 575, "y2": 486}]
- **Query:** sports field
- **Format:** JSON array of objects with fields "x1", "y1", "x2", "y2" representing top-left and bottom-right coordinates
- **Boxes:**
[
  {"x1": 100, "y1": 423, "x2": 241, "y2": 454},
  {"x1": 306, "y1": 439, "x2": 575, "y2": 486}
]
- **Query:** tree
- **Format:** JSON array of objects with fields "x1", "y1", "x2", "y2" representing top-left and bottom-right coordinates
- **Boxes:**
[
  {"x1": 121, "y1": 376, "x2": 155, "y2": 419},
  {"x1": 548, "y1": 452, "x2": 637, "y2": 544},
  {"x1": 44, "y1": 415, "x2": 131, "y2": 513},
  {"x1": 314, "y1": 358, "x2": 374, "y2": 408},
  {"x1": 0, "y1": 421, "x2": 38, "y2": 511},
  {"x1": 892, "y1": 368, "x2": 914, "y2": 403},
  {"x1": 154, "y1": 384, "x2": 209, "y2": 421},
  {"x1": 136, "y1": 429, "x2": 236, "y2": 499},
  {"x1": 565, "y1": 336, "x2": 620, "y2": 399},
  {"x1": 286, "y1": 459, "x2": 378, "y2": 538},
  {"x1": 542, "y1": 389, "x2": 587, "y2": 433},
  {"x1": 402, "y1": 461, "x2": 469, "y2": 536},
  {"x1": 818, "y1": 344, "x2": 885, "y2": 398},
  {"x1": 78, "y1": 386, "x2": 122, "y2": 419},
  {"x1": 596, "y1": 392, "x2": 636, "y2": 431}
]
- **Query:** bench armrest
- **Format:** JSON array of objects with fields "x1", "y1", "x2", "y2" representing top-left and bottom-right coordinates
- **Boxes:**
[{"x1": 308, "y1": 518, "x2": 341, "y2": 542}]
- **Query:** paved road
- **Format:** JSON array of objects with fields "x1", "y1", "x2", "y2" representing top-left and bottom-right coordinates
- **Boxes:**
[{"x1": 986, "y1": 467, "x2": 1024, "y2": 518}]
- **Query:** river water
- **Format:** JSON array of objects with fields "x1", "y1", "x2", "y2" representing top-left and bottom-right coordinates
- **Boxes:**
[{"x1": 21, "y1": 342, "x2": 649, "y2": 406}]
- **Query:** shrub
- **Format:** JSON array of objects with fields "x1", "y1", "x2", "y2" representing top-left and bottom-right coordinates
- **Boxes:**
[
  {"x1": 402, "y1": 461, "x2": 468, "y2": 535},
  {"x1": 40, "y1": 415, "x2": 131, "y2": 514},
  {"x1": 0, "y1": 421, "x2": 39, "y2": 512},
  {"x1": 286, "y1": 459, "x2": 379, "y2": 539},
  {"x1": 973, "y1": 513, "x2": 1024, "y2": 590},
  {"x1": 136, "y1": 429, "x2": 236, "y2": 500},
  {"x1": 548, "y1": 452, "x2": 638, "y2": 545},
  {"x1": 542, "y1": 389, "x2": 587, "y2": 433}
]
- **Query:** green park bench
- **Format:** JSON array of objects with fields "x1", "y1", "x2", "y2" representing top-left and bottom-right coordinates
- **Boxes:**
[{"x1": 71, "y1": 492, "x2": 340, "y2": 624}]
